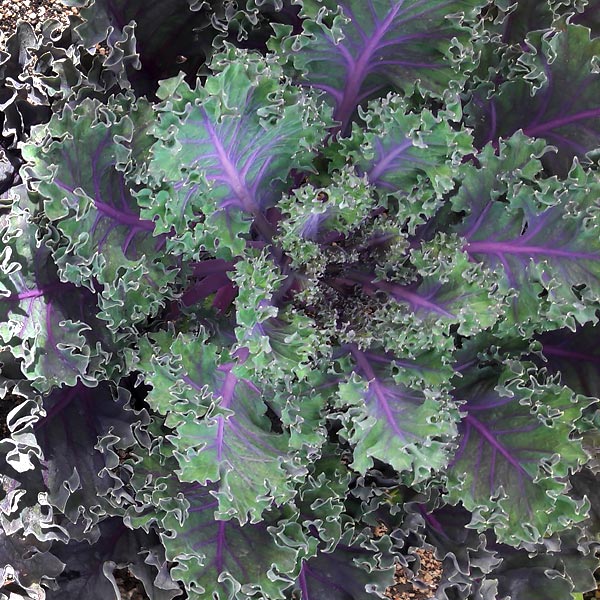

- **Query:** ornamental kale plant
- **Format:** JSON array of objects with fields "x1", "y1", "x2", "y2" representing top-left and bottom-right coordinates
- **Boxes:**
[{"x1": 1, "y1": 1, "x2": 600, "y2": 599}]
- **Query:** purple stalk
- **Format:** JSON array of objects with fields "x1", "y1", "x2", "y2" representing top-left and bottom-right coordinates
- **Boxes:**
[
  {"x1": 0, "y1": 283, "x2": 62, "y2": 302},
  {"x1": 333, "y1": 4, "x2": 404, "y2": 132},
  {"x1": 465, "y1": 241, "x2": 598, "y2": 261},
  {"x1": 94, "y1": 199, "x2": 155, "y2": 231},
  {"x1": 542, "y1": 345, "x2": 600, "y2": 365},
  {"x1": 464, "y1": 414, "x2": 532, "y2": 481},
  {"x1": 298, "y1": 563, "x2": 310, "y2": 599},
  {"x1": 191, "y1": 259, "x2": 235, "y2": 277},
  {"x1": 367, "y1": 138, "x2": 413, "y2": 183},
  {"x1": 214, "y1": 521, "x2": 226, "y2": 574},
  {"x1": 524, "y1": 108, "x2": 600, "y2": 138}
]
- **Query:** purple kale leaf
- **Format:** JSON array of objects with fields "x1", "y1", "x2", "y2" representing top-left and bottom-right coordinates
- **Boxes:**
[
  {"x1": 32, "y1": 382, "x2": 146, "y2": 528},
  {"x1": 21, "y1": 95, "x2": 175, "y2": 331},
  {"x1": 445, "y1": 362, "x2": 590, "y2": 545},
  {"x1": 452, "y1": 143, "x2": 600, "y2": 330},
  {"x1": 122, "y1": 448, "x2": 301, "y2": 600},
  {"x1": 0, "y1": 187, "x2": 115, "y2": 392},
  {"x1": 277, "y1": 0, "x2": 479, "y2": 132},
  {"x1": 292, "y1": 529, "x2": 395, "y2": 600},
  {"x1": 467, "y1": 24, "x2": 600, "y2": 176},
  {"x1": 141, "y1": 56, "x2": 326, "y2": 258},
  {"x1": 129, "y1": 331, "x2": 300, "y2": 524},
  {"x1": 49, "y1": 517, "x2": 180, "y2": 600},
  {"x1": 336, "y1": 345, "x2": 457, "y2": 483},
  {"x1": 534, "y1": 323, "x2": 600, "y2": 399}
]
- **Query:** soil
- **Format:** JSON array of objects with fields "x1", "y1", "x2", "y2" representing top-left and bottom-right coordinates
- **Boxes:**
[
  {"x1": 584, "y1": 568, "x2": 600, "y2": 600},
  {"x1": 0, "y1": 0, "x2": 79, "y2": 42},
  {"x1": 0, "y1": 391, "x2": 24, "y2": 439},
  {"x1": 114, "y1": 568, "x2": 149, "y2": 600},
  {"x1": 386, "y1": 549, "x2": 443, "y2": 600}
]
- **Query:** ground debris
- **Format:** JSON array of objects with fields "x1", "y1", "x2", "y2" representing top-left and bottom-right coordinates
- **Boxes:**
[
  {"x1": 0, "y1": 0, "x2": 79, "y2": 42},
  {"x1": 584, "y1": 566, "x2": 600, "y2": 600},
  {"x1": 114, "y1": 568, "x2": 149, "y2": 600},
  {"x1": 385, "y1": 548, "x2": 443, "y2": 600}
]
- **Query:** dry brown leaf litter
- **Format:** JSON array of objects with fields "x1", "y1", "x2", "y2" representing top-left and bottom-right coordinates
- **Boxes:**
[{"x1": 585, "y1": 569, "x2": 600, "y2": 600}]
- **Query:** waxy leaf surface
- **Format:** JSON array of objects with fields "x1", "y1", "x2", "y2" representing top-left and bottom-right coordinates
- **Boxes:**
[
  {"x1": 332, "y1": 95, "x2": 472, "y2": 209},
  {"x1": 467, "y1": 24, "x2": 600, "y2": 176},
  {"x1": 291, "y1": 531, "x2": 395, "y2": 599},
  {"x1": 446, "y1": 364, "x2": 589, "y2": 544},
  {"x1": 143, "y1": 56, "x2": 325, "y2": 258},
  {"x1": 33, "y1": 382, "x2": 142, "y2": 526},
  {"x1": 453, "y1": 145, "x2": 600, "y2": 330},
  {"x1": 50, "y1": 517, "x2": 180, "y2": 600},
  {"x1": 22, "y1": 96, "x2": 174, "y2": 331},
  {"x1": 166, "y1": 488, "x2": 299, "y2": 599},
  {"x1": 0, "y1": 189, "x2": 113, "y2": 391},
  {"x1": 131, "y1": 330, "x2": 299, "y2": 523},
  {"x1": 536, "y1": 323, "x2": 600, "y2": 400},
  {"x1": 337, "y1": 346, "x2": 457, "y2": 482},
  {"x1": 278, "y1": 0, "x2": 479, "y2": 131}
]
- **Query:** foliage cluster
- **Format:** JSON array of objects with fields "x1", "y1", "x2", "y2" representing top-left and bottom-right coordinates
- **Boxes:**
[{"x1": 0, "y1": 1, "x2": 599, "y2": 598}]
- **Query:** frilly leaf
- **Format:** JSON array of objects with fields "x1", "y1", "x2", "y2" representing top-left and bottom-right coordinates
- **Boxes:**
[
  {"x1": 139, "y1": 50, "x2": 329, "y2": 259},
  {"x1": 0, "y1": 187, "x2": 115, "y2": 392},
  {"x1": 21, "y1": 95, "x2": 177, "y2": 332},
  {"x1": 290, "y1": 527, "x2": 396, "y2": 600},
  {"x1": 271, "y1": 0, "x2": 481, "y2": 133},
  {"x1": 231, "y1": 250, "x2": 327, "y2": 381},
  {"x1": 129, "y1": 329, "x2": 304, "y2": 523},
  {"x1": 0, "y1": 528, "x2": 63, "y2": 600},
  {"x1": 277, "y1": 166, "x2": 377, "y2": 267},
  {"x1": 467, "y1": 24, "x2": 600, "y2": 176},
  {"x1": 49, "y1": 517, "x2": 181, "y2": 600},
  {"x1": 31, "y1": 382, "x2": 147, "y2": 528},
  {"x1": 446, "y1": 361, "x2": 591, "y2": 545},
  {"x1": 534, "y1": 322, "x2": 600, "y2": 400},
  {"x1": 350, "y1": 236, "x2": 502, "y2": 352},
  {"x1": 328, "y1": 94, "x2": 472, "y2": 228},
  {"x1": 121, "y1": 447, "x2": 301, "y2": 600},
  {"x1": 454, "y1": 152, "x2": 600, "y2": 332},
  {"x1": 336, "y1": 345, "x2": 458, "y2": 483},
  {"x1": 0, "y1": 23, "x2": 52, "y2": 148}
]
